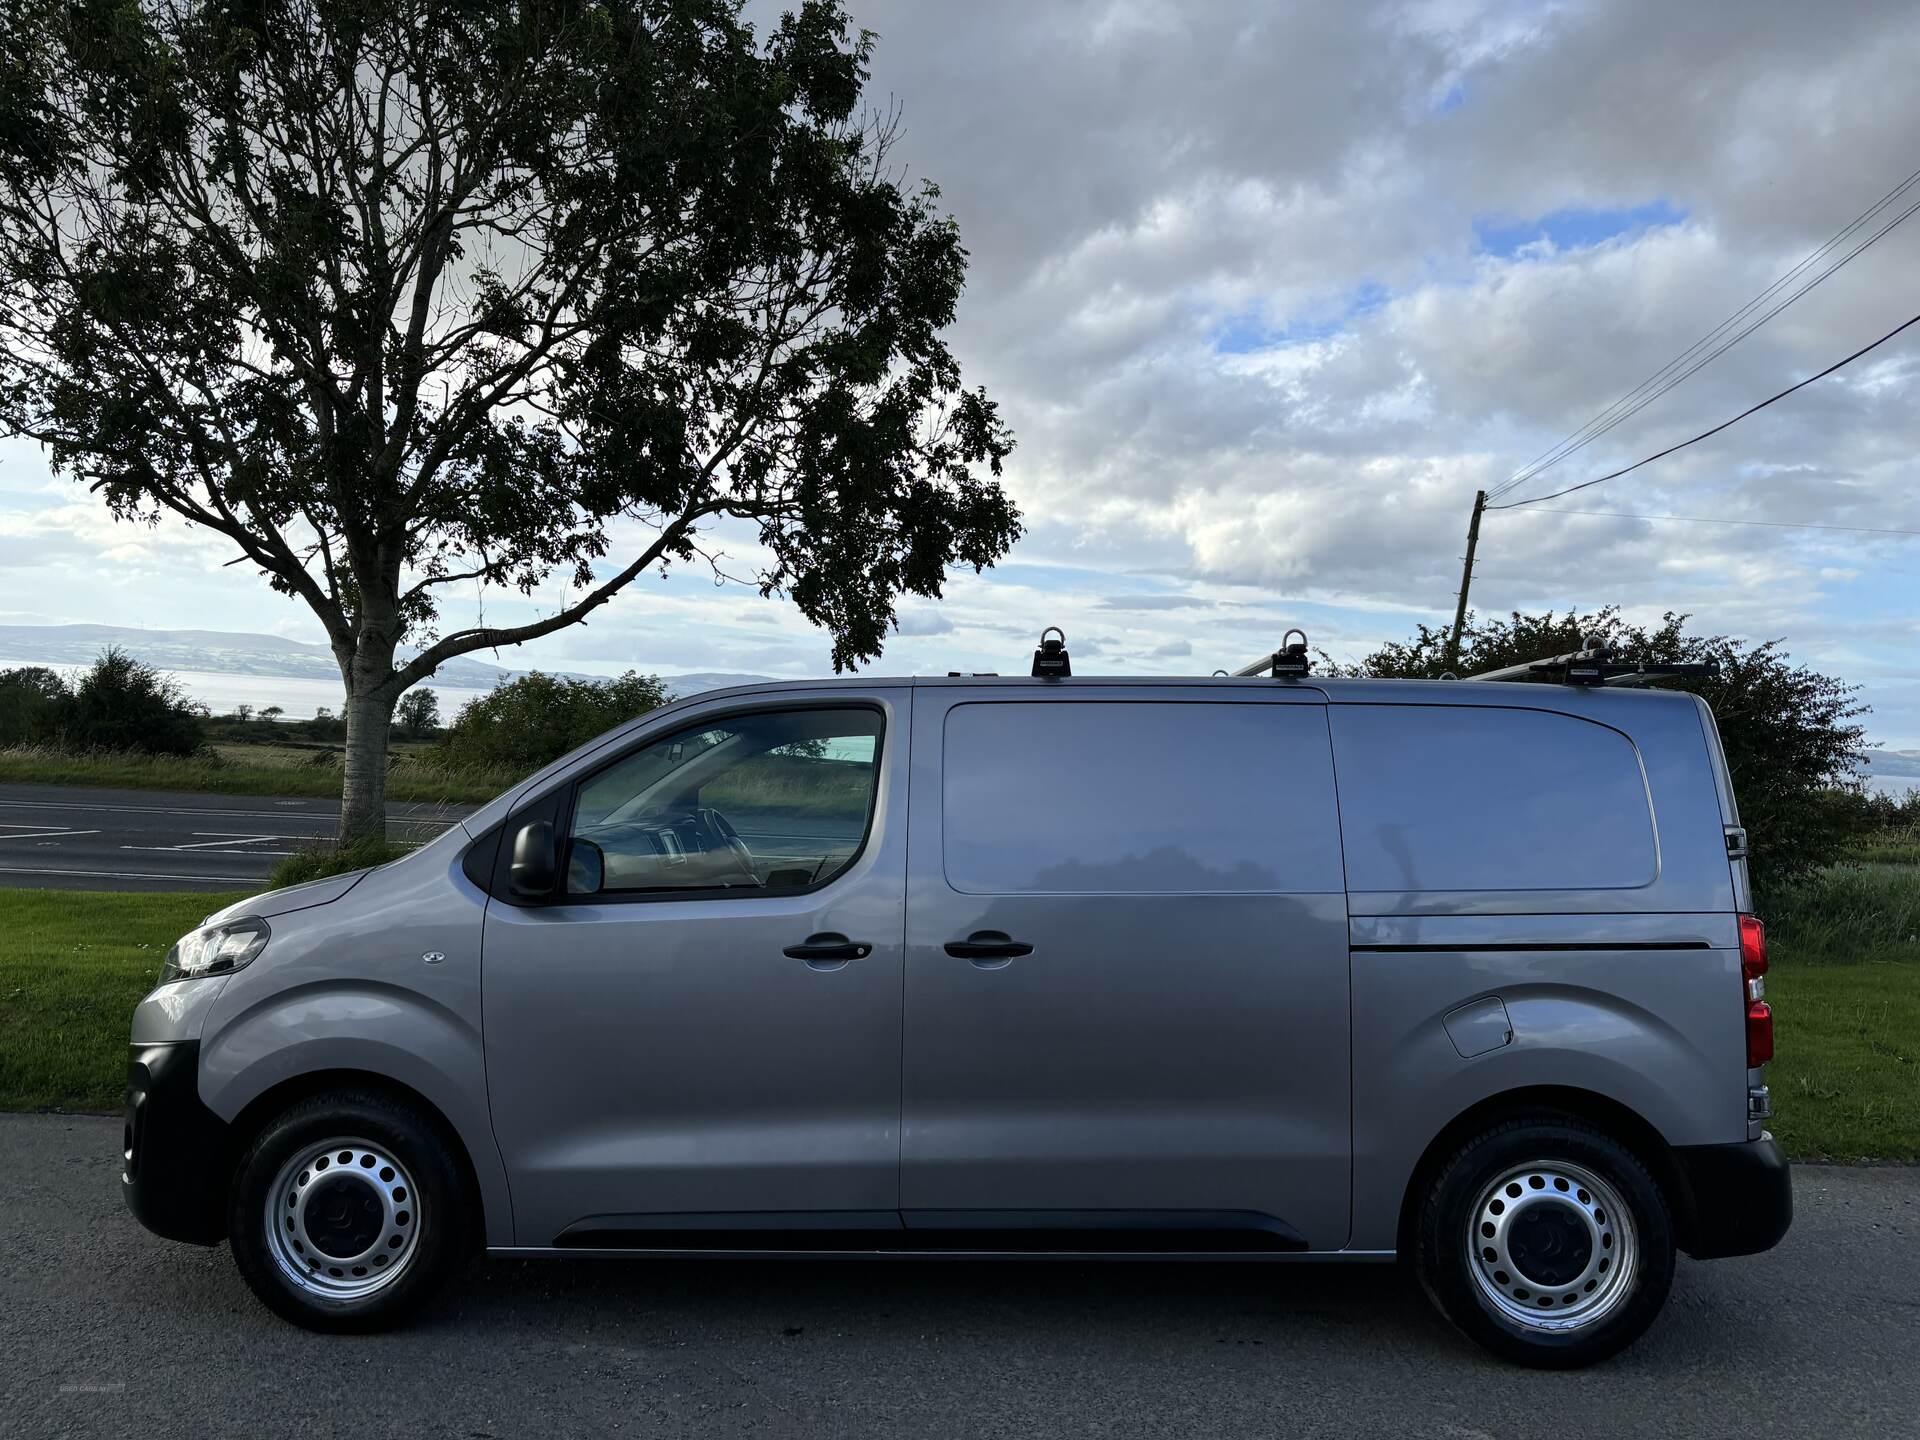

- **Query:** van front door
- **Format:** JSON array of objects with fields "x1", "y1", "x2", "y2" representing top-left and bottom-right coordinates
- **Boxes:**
[
  {"x1": 482, "y1": 694, "x2": 908, "y2": 1247},
  {"x1": 901, "y1": 688, "x2": 1352, "y2": 1250}
]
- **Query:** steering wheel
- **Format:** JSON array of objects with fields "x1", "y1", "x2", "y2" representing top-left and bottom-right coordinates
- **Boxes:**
[{"x1": 697, "y1": 807, "x2": 757, "y2": 878}]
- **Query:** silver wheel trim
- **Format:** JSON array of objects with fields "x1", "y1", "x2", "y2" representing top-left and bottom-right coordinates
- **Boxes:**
[
  {"x1": 262, "y1": 1137, "x2": 423, "y2": 1302},
  {"x1": 1465, "y1": 1159, "x2": 1638, "y2": 1333}
]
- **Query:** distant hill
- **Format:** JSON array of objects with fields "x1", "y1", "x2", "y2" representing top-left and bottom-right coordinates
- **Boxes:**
[
  {"x1": 0, "y1": 622, "x2": 582, "y2": 688},
  {"x1": 0, "y1": 623, "x2": 774, "y2": 695}
]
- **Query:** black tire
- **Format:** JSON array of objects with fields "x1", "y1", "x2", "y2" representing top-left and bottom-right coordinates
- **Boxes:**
[
  {"x1": 228, "y1": 1088, "x2": 472, "y2": 1333},
  {"x1": 1415, "y1": 1115, "x2": 1675, "y2": 1368}
]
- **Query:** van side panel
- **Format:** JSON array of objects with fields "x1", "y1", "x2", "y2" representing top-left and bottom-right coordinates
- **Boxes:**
[
  {"x1": 195, "y1": 842, "x2": 515, "y2": 1247},
  {"x1": 1328, "y1": 691, "x2": 1748, "y2": 1251}
]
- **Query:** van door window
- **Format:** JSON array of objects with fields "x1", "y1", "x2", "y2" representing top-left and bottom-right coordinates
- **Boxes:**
[
  {"x1": 941, "y1": 701, "x2": 1344, "y2": 894},
  {"x1": 565, "y1": 707, "x2": 883, "y2": 895}
]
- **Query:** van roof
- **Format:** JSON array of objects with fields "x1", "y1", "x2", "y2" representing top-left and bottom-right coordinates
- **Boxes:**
[{"x1": 673, "y1": 672, "x2": 1705, "y2": 713}]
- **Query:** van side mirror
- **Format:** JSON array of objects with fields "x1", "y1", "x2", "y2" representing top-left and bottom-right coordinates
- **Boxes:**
[{"x1": 509, "y1": 820, "x2": 558, "y2": 899}]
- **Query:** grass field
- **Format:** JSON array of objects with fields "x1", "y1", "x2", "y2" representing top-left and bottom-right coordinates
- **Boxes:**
[
  {"x1": 1755, "y1": 839, "x2": 1920, "y2": 1162},
  {"x1": 0, "y1": 889, "x2": 242, "y2": 1112},
  {"x1": 1, "y1": 850, "x2": 1914, "y2": 1161},
  {"x1": 0, "y1": 741, "x2": 512, "y2": 803}
]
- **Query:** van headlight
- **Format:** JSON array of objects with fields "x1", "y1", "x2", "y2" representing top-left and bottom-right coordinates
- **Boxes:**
[{"x1": 162, "y1": 918, "x2": 271, "y2": 982}]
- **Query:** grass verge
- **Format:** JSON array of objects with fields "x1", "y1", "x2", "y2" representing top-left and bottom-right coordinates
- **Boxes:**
[
  {"x1": 1765, "y1": 960, "x2": 1919, "y2": 1163},
  {"x1": 0, "y1": 889, "x2": 245, "y2": 1111},
  {"x1": 0, "y1": 743, "x2": 512, "y2": 804}
]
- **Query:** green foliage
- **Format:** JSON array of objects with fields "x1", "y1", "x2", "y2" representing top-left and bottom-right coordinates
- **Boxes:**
[
  {"x1": 1344, "y1": 608, "x2": 1870, "y2": 893},
  {"x1": 0, "y1": 743, "x2": 511, "y2": 803},
  {"x1": 16, "y1": 647, "x2": 203, "y2": 756},
  {"x1": 0, "y1": 0, "x2": 1019, "y2": 844},
  {"x1": 62, "y1": 647, "x2": 205, "y2": 755},
  {"x1": 267, "y1": 837, "x2": 410, "y2": 890},
  {"x1": 0, "y1": 665, "x2": 69, "y2": 744},
  {"x1": 394, "y1": 688, "x2": 442, "y2": 738},
  {"x1": 1764, "y1": 862, "x2": 1920, "y2": 966},
  {"x1": 439, "y1": 671, "x2": 671, "y2": 774}
]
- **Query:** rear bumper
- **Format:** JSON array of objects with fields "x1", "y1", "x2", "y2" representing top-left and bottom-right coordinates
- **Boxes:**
[
  {"x1": 122, "y1": 1042, "x2": 230, "y2": 1246},
  {"x1": 1673, "y1": 1133, "x2": 1792, "y2": 1260}
]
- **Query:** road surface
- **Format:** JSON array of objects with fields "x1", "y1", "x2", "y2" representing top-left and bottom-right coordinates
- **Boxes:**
[
  {"x1": 0, "y1": 783, "x2": 473, "y2": 891},
  {"x1": 1, "y1": 1113, "x2": 1914, "y2": 1438}
]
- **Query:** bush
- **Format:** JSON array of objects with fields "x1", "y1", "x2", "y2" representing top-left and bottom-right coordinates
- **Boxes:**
[
  {"x1": 1341, "y1": 608, "x2": 1870, "y2": 895},
  {"x1": 267, "y1": 836, "x2": 409, "y2": 889},
  {"x1": 0, "y1": 666, "x2": 70, "y2": 745},
  {"x1": 42, "y1": 648, "x2": 203, "y2": 756},
  {"x1": 439, "y1": 671, "x2": 670, "y2": 775}
]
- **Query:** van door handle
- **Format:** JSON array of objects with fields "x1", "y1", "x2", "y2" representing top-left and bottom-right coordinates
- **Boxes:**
[
  {"x1": 783, "y1": 933, "x2": 872, "y2": 962},
  {"x1": 944, "y1": 931, "x2": 1033, "y2": 960}
]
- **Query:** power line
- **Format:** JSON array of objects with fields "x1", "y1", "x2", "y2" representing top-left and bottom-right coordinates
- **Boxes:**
[
  {"x1": 1487, "y1": 171, "x2": 1920, "y2": 499},
  {"x1": 1493, "y1": 190, "x2": 1920, "y2": 504},
  {"x1": 1486, "y1": 164, "x2": 1920, "y2": 504},
  {"x1": 1488, "y1": 310, "x2": 1920, "y2": 511},
  {"x1": 1515, "y1": 506, "x2": 1920, "y2": 538},
  {"x1": 1489, "y1": 189, "x2": 1920, "y2": 503}
]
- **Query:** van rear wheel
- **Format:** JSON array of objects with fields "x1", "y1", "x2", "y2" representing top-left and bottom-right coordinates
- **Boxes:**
[
  {"x1": 228, "y1": 1089, "x2": 470, "y2": 1332},
  {"x1": 1416, "y1": 1117, "x2": 1674, "y2": 1368}
]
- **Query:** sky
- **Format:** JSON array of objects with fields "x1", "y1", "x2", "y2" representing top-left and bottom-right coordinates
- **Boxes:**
[{"x1": 1, "y1": 0, "x2": 1917, "y2": 745}]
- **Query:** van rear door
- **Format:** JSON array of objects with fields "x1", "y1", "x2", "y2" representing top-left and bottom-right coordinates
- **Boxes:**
[{"x1": 899, "y1": 685, "x2": 1352, "y2": 1251}]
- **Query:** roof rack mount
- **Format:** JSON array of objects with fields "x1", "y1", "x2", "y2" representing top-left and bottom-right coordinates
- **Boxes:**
[
  {"x1": 1468, "y1": 636, "x2": 1717, "y2": 688},
  {"x1": 1232, "y1": 628, "x2": 1311, "y2": 679}
]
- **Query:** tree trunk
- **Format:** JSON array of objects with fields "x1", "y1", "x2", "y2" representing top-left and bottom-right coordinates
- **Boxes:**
[{"x1": 339, "y1": 681, "x2": 397, "y2": 847}]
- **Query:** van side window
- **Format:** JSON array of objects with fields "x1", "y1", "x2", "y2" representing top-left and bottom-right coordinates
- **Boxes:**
[
  {"x1": 942, "y1": 701, "x2": 1344, "y2": 895},
  {"x1": 565, "y1": 708, "x2": 883, "y2": 896},
  {"x1": 1329, "y1": 704, "x2": 1656, "y2": 893}
]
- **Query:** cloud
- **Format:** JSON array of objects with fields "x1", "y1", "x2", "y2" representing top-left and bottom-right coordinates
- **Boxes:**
[{"x1": 8, "y1": 1, "x2": 1920, "y2": 743}]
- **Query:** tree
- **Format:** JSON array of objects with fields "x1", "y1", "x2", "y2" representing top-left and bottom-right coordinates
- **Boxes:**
[
  {"x1": 440, "y1": 670, "x2": 671, "y2": 774},
  {"x1": 0, "y1": 665, "x2": 71, "y2": 745},
  {"x1": 260, "y1": 705, "x2": 285, "y2": 722},
  {"x1": 394, "y1": 687, "x2": 440, "y2": 737},
  {"x1": 0, "y1": 1, "x2": 1018, "y2": 842},
  {"x1": 62, "y1": 647, "x2": 204, "y2": 755},
  {"x1": 233, "y1": 702, "x2": 254, "y2": 722},
  {"x1": 1340, "y1": 608, "x2": 1870, "y2": 892}
]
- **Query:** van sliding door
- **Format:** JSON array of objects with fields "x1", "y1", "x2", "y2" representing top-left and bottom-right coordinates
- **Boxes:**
[{"x1": 900, "y1": 687, "x2": 1353, "y2": 1252}]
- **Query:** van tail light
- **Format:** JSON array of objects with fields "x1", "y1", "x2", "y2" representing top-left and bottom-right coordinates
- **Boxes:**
[{"x1": 1740, "y1": 914, "x2": 1772, "y2": 1067}]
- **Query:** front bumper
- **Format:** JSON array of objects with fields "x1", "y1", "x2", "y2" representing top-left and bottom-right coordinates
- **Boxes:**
[
  {"x1": 122, "y1": 1042, "x2": 231, "y2": 1246},
  {"x1": 1673, "y1": 1133, "x2": 1792, "y2": 1260}
]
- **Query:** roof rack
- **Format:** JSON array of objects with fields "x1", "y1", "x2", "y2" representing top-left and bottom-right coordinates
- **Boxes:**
[{"x1": 1468, "y1": 635, "x2": 1717, "y2": 688}]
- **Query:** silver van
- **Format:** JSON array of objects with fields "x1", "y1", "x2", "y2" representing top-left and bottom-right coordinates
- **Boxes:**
[{"x1": 123, "y1": 643, "x2": 1790, "y2": 1367}]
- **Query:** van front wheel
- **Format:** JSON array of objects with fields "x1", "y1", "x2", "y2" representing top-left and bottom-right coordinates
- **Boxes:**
[
  {"x1": 1416, "y1": 1117, "x2": 1674, "y2": 1368},
  {"x1": 228, "y1": 1089, "x2": 470, "y2": 1332}
]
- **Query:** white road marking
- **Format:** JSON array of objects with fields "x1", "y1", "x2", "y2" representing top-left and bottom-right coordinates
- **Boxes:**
[
  {"x1": 120, "y1": 847, "x2": 296, "y2": 858},
  {"x1": 0, "y1": 827, "x2": 102, "y2": 841},
  {"x1": 120, "y1": 830, "x2": 303, "y2": 858},
  {"x1": 0, "y1": 865, "x2": 258, "y2": 883}
]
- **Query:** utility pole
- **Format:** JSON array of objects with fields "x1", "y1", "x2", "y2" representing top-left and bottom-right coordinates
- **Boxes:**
[{"x1": 1443, "y1": 489, "x2": 1487, "y2": 673}]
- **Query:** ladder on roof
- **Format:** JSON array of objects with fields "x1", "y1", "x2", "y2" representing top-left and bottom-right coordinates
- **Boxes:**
[{"x1": 1467, "y1": 636, "x2": 1717, "y2": 687}]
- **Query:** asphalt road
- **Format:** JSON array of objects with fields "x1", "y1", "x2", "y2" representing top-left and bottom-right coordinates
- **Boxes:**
[
  {"x1": 2, "y1": 1115, "x2": 1914, "y2": 1439},
  {"x1": 0, "y1": 783, "x2": 474, "y2": 891}
]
